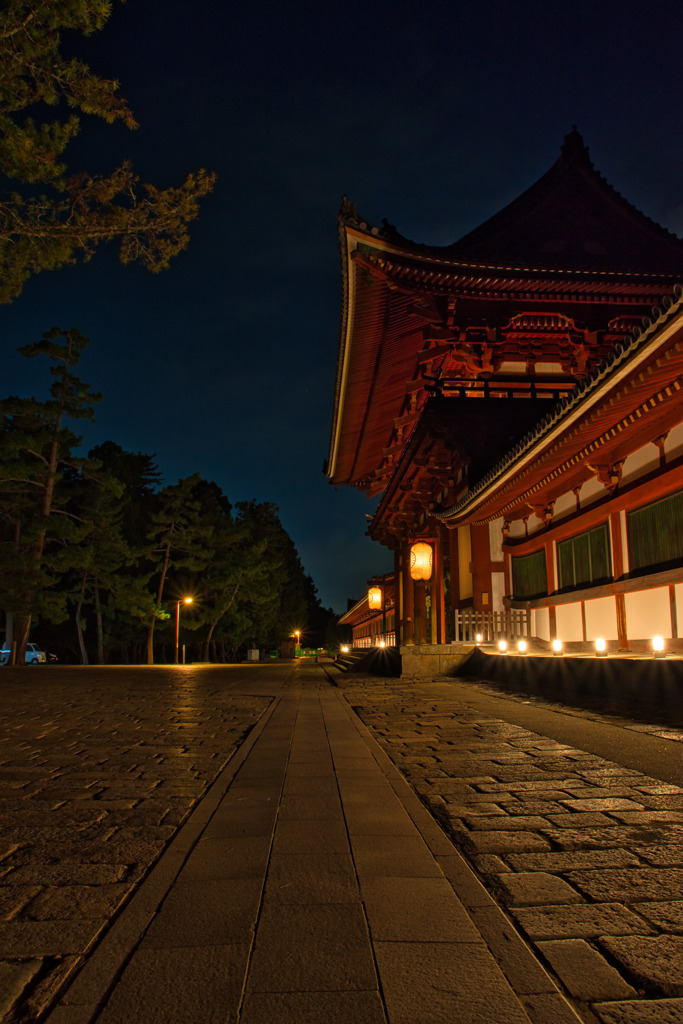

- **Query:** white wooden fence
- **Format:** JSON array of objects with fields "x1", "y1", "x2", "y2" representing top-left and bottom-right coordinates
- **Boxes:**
[{"x1": 453, "y1": 609, "x2": 530, "y2": 644}]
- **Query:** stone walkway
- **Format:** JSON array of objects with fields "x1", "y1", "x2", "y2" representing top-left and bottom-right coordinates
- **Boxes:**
[
  {"x1": 0, "y1": 665, "x2": 274, "y2": 1021},
  {"x1": 34, "y1": 663, "x2": 578, "y2": 1024},
  {"x1": 338, "y1": 675, "x2": 683, "y2": 1024},
  {"x1": 5, "y1": 661, "x2": 683, "y2": 1023}
]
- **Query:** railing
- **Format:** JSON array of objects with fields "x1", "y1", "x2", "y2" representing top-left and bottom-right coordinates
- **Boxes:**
[
  {"x1": 352, "y1": 633, "x2": 396, "y2": 649},
  {"x1": 453, "y1": 609, "x2": 530, "y2": 643}
]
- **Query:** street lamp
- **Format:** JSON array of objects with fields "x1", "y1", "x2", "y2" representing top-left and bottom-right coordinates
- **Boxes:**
[{"x1": 175, "y1": 597, "x2": 193, "y2": 664}]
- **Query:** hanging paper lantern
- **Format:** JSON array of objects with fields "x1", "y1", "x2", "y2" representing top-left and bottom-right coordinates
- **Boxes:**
[
  {"x1": 368, "y1": 586, "x2": 383, "y2": 610},
  {"x1": 410, "y1": 542, "x2": 433, "y2": 581}
]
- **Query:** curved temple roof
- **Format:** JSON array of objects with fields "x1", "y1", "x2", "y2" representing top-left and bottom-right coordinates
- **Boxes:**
[{"x1": 326, "y1": 132, "x2": 683, "y2": 499}]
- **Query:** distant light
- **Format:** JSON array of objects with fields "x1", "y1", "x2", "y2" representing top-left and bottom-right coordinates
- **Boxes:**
[
  {"x1": 497, "y1": 639, "x2": 507, "y2": 653},
  {"x1": 378, "y1": 640, "x2": 386, "y2": 648},
  {"x1": 184, "y1": 597, "x2": 193, "y2": 605},
  {"x1": 475, "y1": 633, "x2": 483, "y2": 644},
  {"x1": 552, "y1": 639, "x2": 563, "y2": 655},
  {"x1": 341, "y1": 645, "x2": 349, "y2": 653},
  {"x1": 517, "y1": 640, "x2": 527, "y2": 654},
  {"x1": 595, "y1": 638, "x2": 607, "y2": 657}
]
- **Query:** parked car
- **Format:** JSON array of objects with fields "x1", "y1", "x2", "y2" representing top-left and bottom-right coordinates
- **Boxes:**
[{"x1": 0, "y1": 643, "x2": 47, "y2": 665}]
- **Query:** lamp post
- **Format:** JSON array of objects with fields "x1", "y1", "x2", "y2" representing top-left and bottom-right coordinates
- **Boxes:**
[{"x1": 175, "y1": 597, "x2": 193, "y2": 664}]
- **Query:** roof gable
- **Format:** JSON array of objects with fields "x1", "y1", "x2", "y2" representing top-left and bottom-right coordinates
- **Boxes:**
[{"x1": 446, "y1": 130, "x2": 683, "y2": 274}]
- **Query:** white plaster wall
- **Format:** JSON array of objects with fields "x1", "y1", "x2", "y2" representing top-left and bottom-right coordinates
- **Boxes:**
[
  {"x1": 458, "y1": 526, "x2": 473, "y2": 600},
  {"x1": 676, "y1": 584, "x2": 683, "y2": 633},
  {"x1": 534, "y1": 362, "x2": 564, "y2": 375},
  {"x1": 491, "y1": 572, "x2": 505, "y2": 613},
  {"x1": 664, "y1": 420, "x2": 683, "y2": 461},
  {"x1": 533, "y1": 606, "x2": 551, "y2": 641},
  {"x1": 580, "y1": 476, "x2": 608, "y2": 507},
  {"x1": 527, "y1": 513, "x2": 543, "y2": 535},
  {"x1": 552, "y1": 492, "x2": 576, "y2": 521},
  {"x1": 584, "y1": 596, "x2": 618, "y2": 641},
  {"x1": 498, "y1": 361, "x2": 526, "y2": 374},
  {"x1": 555, "y1": 602, "x2": 584, "y2": 642},
  {"x1": 489, "y1": 518, "x2": 504, "y2": 561},
  {"x1": 621, "y1": 443, "x2": 659, "y2": 486},
  {"x1": 508, "y1": 520, "x2": 526, "y2": 539},
  {"x1": 624, "y1": 587, "x2": 672, "y2": 640}
]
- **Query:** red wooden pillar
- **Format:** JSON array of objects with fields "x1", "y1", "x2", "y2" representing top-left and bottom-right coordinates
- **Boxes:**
[
  {"x1": 402, "y1": 543, "x2": 415, "y2": 645},
  {"x1": 435, "y1": 531, "x2": 446, "y2": 643},
  {"x1": 448, "y1": 526, "x2": 460, "y2": 605},
  {"x1": 471, "y1": 524, "x2": 492, "y2": 612},
  {"x1": 414, "y1": 583, "x2": 427, "y2": 644},
  {"x1": 393, "y1": 548, "x2": 401, "y2": 648},
  {"x1": 545, "y1": 538, "x2": 557, "y2": 641},
  {"x1": 610, "y1": 511, "x2": 629, "y2": 650}
]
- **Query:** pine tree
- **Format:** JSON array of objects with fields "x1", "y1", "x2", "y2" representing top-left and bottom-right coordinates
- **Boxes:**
[
  {"x1": 0, "y1": 326, "x2": 100, "y2": 661},
  {"x1": 67, "y1": 464, "x2": 130, "y2": 663},
  {"x1": 0, "y1": 0, "x2": 215, "y2": 302},
  {"x1": 144, "y1": 474, "x2": 211, "y2": 664}
]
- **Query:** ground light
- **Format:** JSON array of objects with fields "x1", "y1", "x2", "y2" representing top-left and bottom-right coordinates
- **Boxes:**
[
  {"x1": 595, "y1": 638, "x2": 607, "y2": 658},
  {"x1": 340, "y1": 645, "x2": 349, "y2": 654},
  {"x1": 653, "y1": 636, "x2": 666, "y2": 658},
  {"x1": 475, "y1": 633, "x2": 483, "y2": 645},
  {"x1": 497, "y1": 639, "x2": 507, "y2": 653},
  {"x1": 378, "y1": 640, "x2": 386, "y2": 648},
  {"x1": 517, "y1": 640, "x2": 527, "y2": 654},
  {"x1": 552, "y1": 639, "x2": 563, "y2": 655}
]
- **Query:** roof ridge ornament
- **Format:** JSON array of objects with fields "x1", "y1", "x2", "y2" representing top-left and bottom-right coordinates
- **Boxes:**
[{"x1": 560, "y1": 126, "x2": 590, "y2": 162}]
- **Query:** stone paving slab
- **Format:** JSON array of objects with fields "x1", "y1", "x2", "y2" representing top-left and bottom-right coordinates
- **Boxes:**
[{"x1": 339, "y1": 674, "x2": 683, "y2": 1023}]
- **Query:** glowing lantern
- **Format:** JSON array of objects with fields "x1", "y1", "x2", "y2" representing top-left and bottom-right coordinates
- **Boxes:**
[
  {"x1": 368, "y1": 586, "x2": 383, "y2": 610},
  {"x1": 410, "y1": 542, "x2": 433, "y2": 581}
]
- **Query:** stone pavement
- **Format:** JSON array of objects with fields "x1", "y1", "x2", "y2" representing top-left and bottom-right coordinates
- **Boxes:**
[
  {"x1": 338, "y1": 675, "x2": 683, "y2": 1024},
  {"x1": 2, "y1": 661, "x2": 583, "y2": 1024},
  {"x1": 0, "y1": 664, "x2": 275, "y2": 1022}
]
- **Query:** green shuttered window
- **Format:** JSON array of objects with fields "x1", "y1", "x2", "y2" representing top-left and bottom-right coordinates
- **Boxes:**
[
  {"x1": 557, "y1": 523, "x2": 611, "y2": 590},
  {"x1": 512, "y1": 549, "x2": 547, "y2": 599},
  {"x1": 628, "y1": 490, "x2": 683, "y2": 573}
]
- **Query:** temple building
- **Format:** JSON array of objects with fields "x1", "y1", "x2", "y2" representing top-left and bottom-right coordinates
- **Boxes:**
[{"x1": 326, "y1": 130, "x2": 683, "y2": 660}]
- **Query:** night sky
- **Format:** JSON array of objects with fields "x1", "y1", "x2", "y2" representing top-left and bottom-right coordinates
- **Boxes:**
[{"x1": 2, "y1": 0, "x2": 683, "y2": 613}]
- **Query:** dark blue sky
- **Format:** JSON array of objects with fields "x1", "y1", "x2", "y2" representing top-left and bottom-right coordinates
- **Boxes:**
[{"x1": 2, "y1": 0, "x2": 683, "y2": 611}]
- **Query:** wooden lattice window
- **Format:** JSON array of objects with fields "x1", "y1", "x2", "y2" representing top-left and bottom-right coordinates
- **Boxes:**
[
  {"x1": 557, "y1": 523, "x2": 612, "y2": 590},
  {"x1": 511, "y1": 549, "x2": 547, "y2": 599},
  {"x1": 628, "y1": 490, "x2": 683, "y2": 574}
]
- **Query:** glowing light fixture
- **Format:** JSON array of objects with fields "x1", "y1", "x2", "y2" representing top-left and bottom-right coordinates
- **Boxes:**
[
  {"x1": 517, "y1": 640, "x2": 527, "y2": 654},
  {"x1": 341, "y1": 645, "x2": 349, "y2": 654},
  {"x1": 497, "y1": 639, "x2": 507, "y2": 653},
  {"x1": 175, "y1": 597, "x2": 193, "y2": 665},
  {"x1": 378, "y1": 639, "x2": 386, "y2": 648},
  {"x1": 368, "y1": 586, "x2": 383, "y2": 610},
  {"x1": 595, "y1": 637, "x2": 607, "y2": 657},
  {"x1": 410, "y1": 542, "x2": 433, "y2": 581},
  {"x1": 653, "y1": 636, "x2": 666, "y2": 658},
  {"x1": 552, "y1": 639, "x2": 563, "y2": 655},
  {"x1": 475, "y1": 633, "x2": 483, "y2": 645}
]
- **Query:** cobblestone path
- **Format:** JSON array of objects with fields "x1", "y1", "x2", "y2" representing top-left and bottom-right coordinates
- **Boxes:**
[
  {"x1": 0, "y1": 666, "x2": 276, "y2": 1023},
  {"x1": 340, "y1": 676, "x2": 683, "y2": 1024}
]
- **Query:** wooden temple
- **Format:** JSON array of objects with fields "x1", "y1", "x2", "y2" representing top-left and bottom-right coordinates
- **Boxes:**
[{"x1": 326, "y1": 130, "x2": 683, "y2": 660}]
